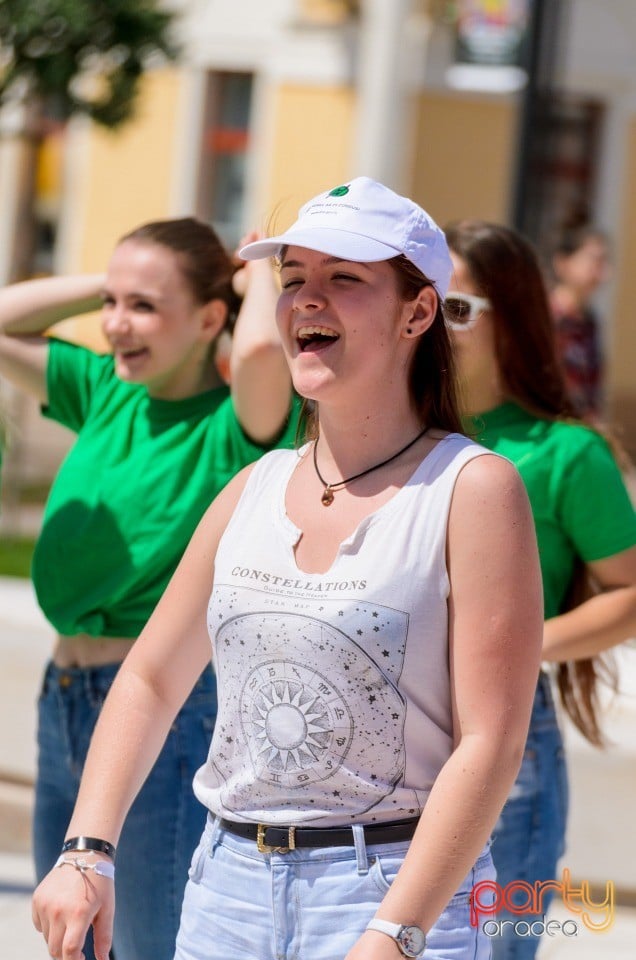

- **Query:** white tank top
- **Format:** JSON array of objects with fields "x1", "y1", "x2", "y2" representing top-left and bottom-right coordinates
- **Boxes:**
[{"x1": 193, "y1": 434, "x2": 493, "y2": 826}]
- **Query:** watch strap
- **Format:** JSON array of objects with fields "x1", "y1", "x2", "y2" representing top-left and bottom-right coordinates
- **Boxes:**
[
  {"x1": 366, "y1": 918, "x2": 426, "y2": 957},
  {"x1": 367, "y1": 918, "x2": 403, "y2": 939}
]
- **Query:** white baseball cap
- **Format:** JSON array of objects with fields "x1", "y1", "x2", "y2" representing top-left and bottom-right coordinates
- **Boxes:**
[{"x1": 239, "y1": 176, "x2": 452, "y2": 297}]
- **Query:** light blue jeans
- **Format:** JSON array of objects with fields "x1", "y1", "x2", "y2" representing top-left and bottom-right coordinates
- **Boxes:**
[
  {"x1": 175, "y1": 816, "x2": 495, "y2": 960},
  {"x1": 34, "y1": 660, "x2": 217, "y2": 960},
  {"x1": 489, "y1": 672, "x2": 569, "y2": 960}
]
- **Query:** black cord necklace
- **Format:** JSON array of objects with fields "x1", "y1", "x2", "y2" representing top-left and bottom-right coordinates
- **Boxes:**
[{"x1": 312, "y1": 426, "x2": 428, "y2": 506}]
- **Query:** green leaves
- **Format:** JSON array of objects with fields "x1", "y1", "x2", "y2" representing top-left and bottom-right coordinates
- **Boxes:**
[{"x1": 0, "y1": 0, "x2": 179, "y2": 127}]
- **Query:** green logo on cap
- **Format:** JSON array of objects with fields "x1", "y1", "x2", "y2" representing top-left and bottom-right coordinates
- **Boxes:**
[{"x1": 328, "y1": 185, "x2": 350, "y2": 197}]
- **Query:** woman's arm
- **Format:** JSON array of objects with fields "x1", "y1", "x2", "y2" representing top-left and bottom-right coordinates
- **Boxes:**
[
  {"x1": 229, "y1": 233, "x2": 292, "y2": 445},
  {"x1": 543, "y1": 545, "x2": 636, "y2": 662},
  {"x1": 31, "y1": 464, "x2": 253, "y2": 960},
  {"x1": 347, "y1": 455, "x2": 544, "y2": 959},
  {"x1": 0, "y1": 274, "x2": 104, "y2": 403}
]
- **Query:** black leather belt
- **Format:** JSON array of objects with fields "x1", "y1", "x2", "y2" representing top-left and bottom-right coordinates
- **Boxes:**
[{"x1": 218, "y1": 817, "x2": 419, "y2": 854}]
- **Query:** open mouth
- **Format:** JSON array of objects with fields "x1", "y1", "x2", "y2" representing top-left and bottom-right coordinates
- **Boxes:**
[
  {"x1": 117, "y1": 347, "x2": 149, "y2": 362},
  {"x1": 296, "y1": 325, "x2": 340, "y2": 353}
]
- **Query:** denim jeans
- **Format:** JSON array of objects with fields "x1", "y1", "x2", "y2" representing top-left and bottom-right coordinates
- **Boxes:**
[
  {"x1": 33, "y1": 660, "x2": 217, "y2": 960},
  {"x1": 175, "y1": 816, "x2": 495, "y2": 959},
  {"x1": 489, "y1": 672, "x2": 569, "y2": 960}
]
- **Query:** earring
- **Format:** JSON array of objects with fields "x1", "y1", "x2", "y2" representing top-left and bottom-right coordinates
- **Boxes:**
[{"x1": 406, "y1": 326, "x2": 413, "y2": 335}]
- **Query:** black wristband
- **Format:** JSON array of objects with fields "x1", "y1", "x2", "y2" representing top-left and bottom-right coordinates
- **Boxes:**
[{"x1": 61, "y1": 836, "x2": 116, "y2": 861}]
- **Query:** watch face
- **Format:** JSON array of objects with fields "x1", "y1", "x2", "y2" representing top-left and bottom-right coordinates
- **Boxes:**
[{"x1": 398, "y1": 924, "x2": 427, "y2": 957}]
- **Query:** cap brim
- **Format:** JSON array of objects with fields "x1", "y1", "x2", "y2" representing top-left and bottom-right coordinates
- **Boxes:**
[{"x1": 239, "y1": 228, "x2": 401, "y2": 263}]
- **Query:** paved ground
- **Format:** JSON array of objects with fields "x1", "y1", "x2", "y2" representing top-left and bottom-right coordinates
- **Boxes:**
[
  {"x1": 0, "y1": 852, "x2": 43, "y2": 959},
  {"x1": 1, "y1": 574, "x2": 635, "y2": 957}
]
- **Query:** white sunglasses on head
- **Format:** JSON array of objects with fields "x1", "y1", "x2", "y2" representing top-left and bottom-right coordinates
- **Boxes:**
[{"x1": 443, "y1": 292, "x2": 491, "y2": 330}]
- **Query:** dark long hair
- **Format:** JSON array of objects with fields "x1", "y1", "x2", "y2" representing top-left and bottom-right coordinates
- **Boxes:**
[
  {"x1": 445, "y1": 219, "x2": 617, "y2": 746},
  {"x1": 119, "y1": 217, "x2": 241, "y2": 329},
  {"x1": 294, "y1": 253, "x2": 463, "y2": 440}
]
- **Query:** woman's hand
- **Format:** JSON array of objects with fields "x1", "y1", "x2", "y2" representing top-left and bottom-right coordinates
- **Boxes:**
[
  {"x1": 231, "y1": 229, "x2": 276, "y2": 298},
  {"x1": 542, "y1": 545, "x2": 636, "y2": 662},
  {"x1": 32, "y1": 856, "x2": 115, "y2": 960},
  {"x1": 230, "y1": 230, "x2": 254, "y2": 298},
  {"x1": 228, "y1": 228, "x2": 292, "y2": 445}
]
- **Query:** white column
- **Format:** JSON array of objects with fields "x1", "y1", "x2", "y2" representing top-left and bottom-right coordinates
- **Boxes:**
[
  {"x1": 351, "y1": 0, "x2": 417, "y2": 190},
  {"x1": 0, "y1": 103, "x2": 27, "y2": 286}
]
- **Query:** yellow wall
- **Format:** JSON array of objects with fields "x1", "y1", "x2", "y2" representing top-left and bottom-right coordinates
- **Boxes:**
[
  {"x1": 299, "y1": 0, "x2": 353, "y2": 24},
  {"x1": 265, "y1": 84, "x2": 356, "y2": 232},
  {"x1": 76, "y1": 68, "x2": 182, "y2": 273},
  {"x1": 608, "y1": 117, "x2": 636, "y2": 452},
  {"x1": 410, "y1": 92, "x2": 517, "y2": 226},
  {"x1": 61, "y1": 68, "x2": 182, "y2": 348}
]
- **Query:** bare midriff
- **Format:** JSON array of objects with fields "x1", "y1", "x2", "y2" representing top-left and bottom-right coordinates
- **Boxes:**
[{"x1": 53, "y1": 634, "x2": 136, "y2": 668}]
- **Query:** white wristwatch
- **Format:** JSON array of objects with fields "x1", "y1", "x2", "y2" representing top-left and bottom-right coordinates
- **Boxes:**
[{"x1": 366, "y1": 918, "x2": 427, "y2": 957}]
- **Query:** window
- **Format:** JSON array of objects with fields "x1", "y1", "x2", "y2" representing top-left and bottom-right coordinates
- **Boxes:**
[
  {"x1": 7, "y1": 105, "x2": 66, "y2": 281},
  {"x1": 197, "y1": 72, "x2": 253, "y2": 250},
  {"x1": 32, "y1": 116, "x2": 65, "y2": 275},
  {"x1": 517, "y1": 93, "x2": 604, "y2": 253}
]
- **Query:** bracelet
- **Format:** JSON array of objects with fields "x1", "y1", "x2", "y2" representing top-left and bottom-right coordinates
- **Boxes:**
[
  {"x1": 61, "y1": 836, "x2": 116, "y2": 861},
  {"x1": 55, "y1": 855, "x2": 115, "y2": 880}
]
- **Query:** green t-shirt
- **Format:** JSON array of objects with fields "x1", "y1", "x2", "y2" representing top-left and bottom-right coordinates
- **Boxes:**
[
  {"x1": 33, "y1": 338, "x2": 300, "y2": 637},
  {"x1": 465, "y1": 402, "x2": 636, "y2": 618}
]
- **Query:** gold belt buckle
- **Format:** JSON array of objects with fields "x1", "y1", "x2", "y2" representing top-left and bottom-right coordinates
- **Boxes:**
[{"x1": 256, "y1": 823, "x2": 296, "y2": 854}]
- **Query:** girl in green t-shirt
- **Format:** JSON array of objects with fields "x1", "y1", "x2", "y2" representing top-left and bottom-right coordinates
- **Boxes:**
[
  {"x1": 0, "y1": 217, "x2": 297, "y2": 960},
  {"x1": 444, "y1": 219, "x2": 636, "y2": 960}
]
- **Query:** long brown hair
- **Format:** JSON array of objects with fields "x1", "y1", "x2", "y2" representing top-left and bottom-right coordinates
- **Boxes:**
[
  {"x1": 292, "y1": 253, "x2": 464, "y2": 440},
  {"x1": 445, "y1": 219, "x2": 617, "y2": 746}
]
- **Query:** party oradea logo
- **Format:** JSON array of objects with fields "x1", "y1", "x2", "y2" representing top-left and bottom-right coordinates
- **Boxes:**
[{"x1": 470, "y1": 869, "x2": 614, "y2": 939}]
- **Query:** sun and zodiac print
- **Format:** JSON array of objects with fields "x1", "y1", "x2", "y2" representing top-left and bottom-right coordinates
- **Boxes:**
[
  {"x1": 209, "y1": 599, "x2": 407, "y2": 820},
  {"x1": 192, "y1": 437, "x2": 493, "y2": 827}
]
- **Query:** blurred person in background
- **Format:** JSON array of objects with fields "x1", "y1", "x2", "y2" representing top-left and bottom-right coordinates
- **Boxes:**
[
  {"x1": 444, "y1": 218, "x2": 636, "y2": 960},
  {"x1": 549, "y1": 222, "x2": 612, "y2": 420},
  {"x1": 0, "y1": 217, "x2": 297, "y2": 960}
]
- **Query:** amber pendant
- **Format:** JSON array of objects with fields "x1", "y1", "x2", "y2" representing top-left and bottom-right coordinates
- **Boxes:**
[{"x1": 321, "y1": 486, "x2": 335, "y2": 506}]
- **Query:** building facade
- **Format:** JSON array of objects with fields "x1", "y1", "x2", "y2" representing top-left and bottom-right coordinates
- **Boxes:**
[{"x1": 1, "y1": 0, "x2": 636, "y2": 506}]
